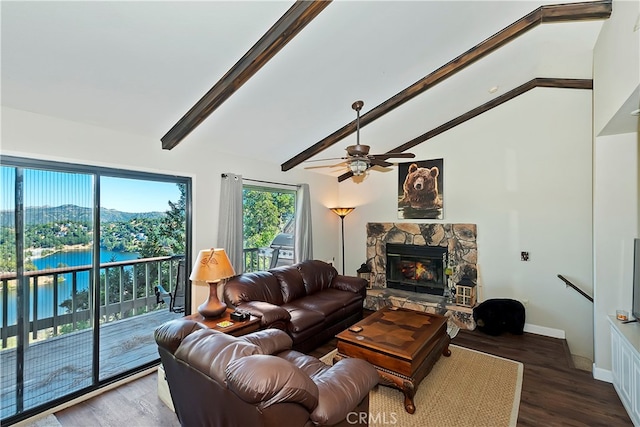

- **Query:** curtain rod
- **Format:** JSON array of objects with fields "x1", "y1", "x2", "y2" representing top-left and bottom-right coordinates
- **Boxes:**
[{"x1": 221, "y1": 174, "x2": 300, "y2": 188}]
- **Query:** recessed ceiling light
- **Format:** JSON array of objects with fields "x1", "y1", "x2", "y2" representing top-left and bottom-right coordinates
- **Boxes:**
[
  {"x1": 631, "y1": 109, "x2": 640, "y2": 116},
  {"x1": 489, "y1": 86, "x2": 499, "y2": 94}
]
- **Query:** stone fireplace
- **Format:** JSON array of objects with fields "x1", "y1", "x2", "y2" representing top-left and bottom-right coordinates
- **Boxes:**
[
  {"x1": 365, "y1": 222, "x2": 478, "y2": 329},
  {"x1": 366, "y1": 222, "x2": 477, "y2": 291}
]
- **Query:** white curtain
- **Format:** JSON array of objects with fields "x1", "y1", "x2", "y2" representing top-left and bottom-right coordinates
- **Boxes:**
[
  {"x1": 294, "y1": 183, "x2": 313, "y2": 262},
  {"x1": 217, "y1": 173, "x2": 244, "y2": 273}
]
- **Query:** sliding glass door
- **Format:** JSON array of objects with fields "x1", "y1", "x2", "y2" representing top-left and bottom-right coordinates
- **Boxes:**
[
  {"x1": 0, "y1": 157, "x2": 191, "y2": 424},
  {"x1": 97, "y1": 176, "x2": 187, "y2": 380},
  {"x1": 1, "y1": 167, "x2": 95, "y2": 418}
]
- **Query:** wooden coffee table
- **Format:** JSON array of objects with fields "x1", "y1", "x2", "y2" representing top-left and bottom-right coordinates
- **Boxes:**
[{"x1": 335, "y1": 307, "x2": 451, "y2": 414}]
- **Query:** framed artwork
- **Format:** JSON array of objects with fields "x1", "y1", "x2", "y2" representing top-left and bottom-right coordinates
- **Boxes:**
[{"x1": 397, "y1": 158, "x2": 444, "y2": 219}]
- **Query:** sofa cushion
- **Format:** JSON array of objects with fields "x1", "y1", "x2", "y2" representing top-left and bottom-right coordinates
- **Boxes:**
[
  {"x1": 309, "y1": 288, "x2": 362, "y2": 309},
  {"x1": 290, "y1": 290, "x2": 363, "y2": 325},
  {"x1": 277, "y1": 349, "x2": 332, "y2": 378},
  {"x1": 298, "y1": 260, "x2": 338, "y2": 295},
  {"x1": 270, "y1": 265, "x2": 306, "y2": 303},
  {"x1": 226, "y1": 355, "x2": 319, "y2": 412},
  {"x1": 175, "y1": 329, "x2": 262, "y2": 384},
  {"x1": 288, "y1": 295, "x2": 344, "y2": 320},
  {"x1": 224, "y1": 271, "x2": 283, "y2": 306},
  {"x1": 281, "y1": 304, "x2": 325, "y2": 333}
]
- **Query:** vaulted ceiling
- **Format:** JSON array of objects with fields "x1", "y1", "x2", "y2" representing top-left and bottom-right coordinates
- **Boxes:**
[{"x1": 1, "y1": 1, "x2": 608, "y2": 177}]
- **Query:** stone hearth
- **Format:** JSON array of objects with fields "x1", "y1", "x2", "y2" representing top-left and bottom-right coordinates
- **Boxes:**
[{"x1": 364, "y1": 288, "x2": 476, "y2": 330}]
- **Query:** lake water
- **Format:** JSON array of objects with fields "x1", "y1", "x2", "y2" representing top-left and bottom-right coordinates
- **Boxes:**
[{"x1": 2, "y1": 250, "x2": 139, "y2": 325}]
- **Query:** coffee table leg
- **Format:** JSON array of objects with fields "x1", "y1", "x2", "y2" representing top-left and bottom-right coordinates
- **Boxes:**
[
  {"x1": 379, "y1": 372, "x2": 418, "y2": 414},
  {"x1": 442, "y1": 341, "x2": 451, "y2": 357},
  {"x1": 402, "y1": 380, "x2": 416, "y2": 414}
]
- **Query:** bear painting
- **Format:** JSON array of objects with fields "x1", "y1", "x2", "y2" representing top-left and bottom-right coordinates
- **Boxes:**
[{"x1": 398, "y1": 159, "x2": 444, "y2": 219}]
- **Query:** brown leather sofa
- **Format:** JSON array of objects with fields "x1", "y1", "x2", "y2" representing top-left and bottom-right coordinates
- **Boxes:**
[
  {"x1": 155, "y1": 319, "x2": 379, "y2": 427},
  {"x1": 223, "y1": 260, "x2": 367, "y2": 353}
]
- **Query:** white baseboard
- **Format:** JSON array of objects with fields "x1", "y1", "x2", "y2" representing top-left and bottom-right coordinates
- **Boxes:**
[
  {"x1": 523, "y1": 323, "x2": 566, "y2": 339},
  {"x1": 592, "y1": 365, "x2": 613, "y2": 383}
]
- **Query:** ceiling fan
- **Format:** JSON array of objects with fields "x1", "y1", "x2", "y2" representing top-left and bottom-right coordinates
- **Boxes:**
[{"x1": 306, "y1": 101, "x2": 415, "y2": 176}]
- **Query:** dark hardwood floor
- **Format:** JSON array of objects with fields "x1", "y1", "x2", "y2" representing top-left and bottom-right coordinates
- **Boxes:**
[
  {"x1": 52, "y1": 317, "x2": 632, "y2": 427},
  {"x1": 452, "y1": 329, "x2": 631, "y2": 427}
]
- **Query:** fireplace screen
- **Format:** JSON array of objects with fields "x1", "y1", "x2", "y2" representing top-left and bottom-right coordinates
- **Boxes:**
[{"x1": 386, "y1": 243, "x2": 447, "y2": 295}]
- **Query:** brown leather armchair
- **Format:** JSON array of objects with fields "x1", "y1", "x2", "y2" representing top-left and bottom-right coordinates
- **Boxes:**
[{"x1": 155, "y1": 319, "x2": 379, "y2": 427}]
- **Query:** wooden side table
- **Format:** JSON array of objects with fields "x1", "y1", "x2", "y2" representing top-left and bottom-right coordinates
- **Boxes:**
[{"x1": 185, "y1": 308, "x2": 260, "y2": 337}]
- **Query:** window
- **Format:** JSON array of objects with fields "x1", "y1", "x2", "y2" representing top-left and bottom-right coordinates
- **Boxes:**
[{"x1": 242, "y1": 185, "x2": 295, "y2": 272}]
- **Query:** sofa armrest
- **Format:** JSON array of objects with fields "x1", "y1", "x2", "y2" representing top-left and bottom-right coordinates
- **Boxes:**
[
  {"x1": 331, "y1": 275, "x2": 367, "y2": 294},
  {"x1": 310, "y1": 359, "x2": 379, "y2": 426},
  {"x1": 237, "y1": 301, "x2": 291, "y2": 327},
  {"x1": 154, "y1": 319, "x2": 206, "y2": 355},
  {"x1": 226, "y1": 354, "x2": 319, "y2": 412},
  {"x1": 240, "y1": 329, "x2": 293, "y2": 355}
]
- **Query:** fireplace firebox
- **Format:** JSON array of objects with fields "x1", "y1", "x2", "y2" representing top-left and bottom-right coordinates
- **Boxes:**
[{"x1": 386, "y1": 243, "x2": 448, "y2": 295}]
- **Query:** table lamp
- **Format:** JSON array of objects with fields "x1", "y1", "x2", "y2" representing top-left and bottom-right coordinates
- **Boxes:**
[{"x1": 189, "y1": 248, "x2": 236, "y2": 318}]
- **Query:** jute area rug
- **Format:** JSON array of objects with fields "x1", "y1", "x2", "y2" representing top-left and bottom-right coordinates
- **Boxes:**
[{"x1": 321, "y1": 345, "x2": 523, "y2": 427}]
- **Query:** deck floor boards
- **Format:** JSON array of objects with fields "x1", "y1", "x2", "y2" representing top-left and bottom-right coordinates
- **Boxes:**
[{"x1": 1, "y1": 309, "x2": 181, "y2": 420}]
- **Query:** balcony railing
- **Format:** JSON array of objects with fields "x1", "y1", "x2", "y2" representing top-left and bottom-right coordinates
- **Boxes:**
[
  {"x1": 243, "y1": 247, "x2": 293, "y2": 272},
  {"x1": 0, "y1": 255, "x2": 183, "y2": 349}
]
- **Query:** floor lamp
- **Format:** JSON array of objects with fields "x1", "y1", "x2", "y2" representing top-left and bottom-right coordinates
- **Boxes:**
[{"x1": 330, "y1": 207, "x2": 355, "y2": 275}]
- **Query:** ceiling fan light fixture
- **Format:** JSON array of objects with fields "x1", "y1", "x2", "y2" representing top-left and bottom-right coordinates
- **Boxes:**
[{"x1": 349, "y1": 159, "x2": 368, "y2": 176}]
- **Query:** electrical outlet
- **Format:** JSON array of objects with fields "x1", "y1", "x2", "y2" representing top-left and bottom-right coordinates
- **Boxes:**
[{"x1": 521, "y1": 251, "x2": 529, "y2": 261}]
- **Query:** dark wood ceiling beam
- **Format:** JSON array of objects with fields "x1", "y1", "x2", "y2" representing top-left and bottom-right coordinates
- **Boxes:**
[
  {"x1": 337, "y1": 78, "x2": 593, "y2": 182},
  {"x1": 282, "y1": 0, "x2": 611, "y2": 171},
  {"x1": 162, "y1": 0, "x2": 332, "y2": 150}
]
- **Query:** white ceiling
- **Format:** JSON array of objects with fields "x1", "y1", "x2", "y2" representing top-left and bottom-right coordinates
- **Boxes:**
[{"x1": 1, "y1": 1, "x2": 605, "y2": 176}]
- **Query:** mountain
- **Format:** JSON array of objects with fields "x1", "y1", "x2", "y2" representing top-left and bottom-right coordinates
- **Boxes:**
[
  {"x1": 0, "y1": 204, "x2": 165, "y2": 227},
  {"x1": 99, "y1": 207, "x2": 165, "y2": 223}
]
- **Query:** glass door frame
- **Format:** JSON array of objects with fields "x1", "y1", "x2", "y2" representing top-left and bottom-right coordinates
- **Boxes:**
[{"x1": 0, "y1": 155, "x2": 192, "y2": 424}]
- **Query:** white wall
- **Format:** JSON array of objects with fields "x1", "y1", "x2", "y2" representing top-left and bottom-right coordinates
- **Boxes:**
[
  {"x1": 593, "y1": 0, "x2": 640, "y2": 136},
  {"x1": 338, "y1": 88, "x2": 595, "y2": 359},
  {"x1": 592, "y1": 0, "x2": 640, "y2": 375},
  {"x1": 593, "y1": 132, "x2": 638, "y2": 373},
  {"x1": 0, "y1": 106, "x2": 340, "y2": 312}
]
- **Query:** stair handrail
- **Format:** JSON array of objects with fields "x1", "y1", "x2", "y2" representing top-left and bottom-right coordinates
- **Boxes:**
[{"x1": 557, "y1": 274, "x2": 593, "y2": 302}]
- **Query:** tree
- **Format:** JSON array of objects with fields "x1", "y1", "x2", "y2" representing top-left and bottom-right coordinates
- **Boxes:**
[
  {"x1": 160, "y1": 184, "x2": 186, "y2": 255},
  {"x1": 242, "y1": 188, "x2": 295, "y2": 249}
]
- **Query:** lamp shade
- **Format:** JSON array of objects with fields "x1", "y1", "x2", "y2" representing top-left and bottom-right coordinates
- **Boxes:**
[
  {"x1": 330, "y1": 207, "x2": 355, "y2": 218},
  {"x1": 189, "y1": 248, "x2": 236, "y2": 283}
]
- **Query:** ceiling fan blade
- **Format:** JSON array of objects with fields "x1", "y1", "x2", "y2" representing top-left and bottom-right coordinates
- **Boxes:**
[
  {"x1": 371, "y1": 152, "x2": 416, "y2": 160},
  {"x1": 369, "y1": 158, "x2": 393, "y2": 167},
  {"x1": 304, "y1": 161, "x2": 348, "y2": 170},
  {"x1": 304, "y1": 157, "x2": 348, "y2": 163}
]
